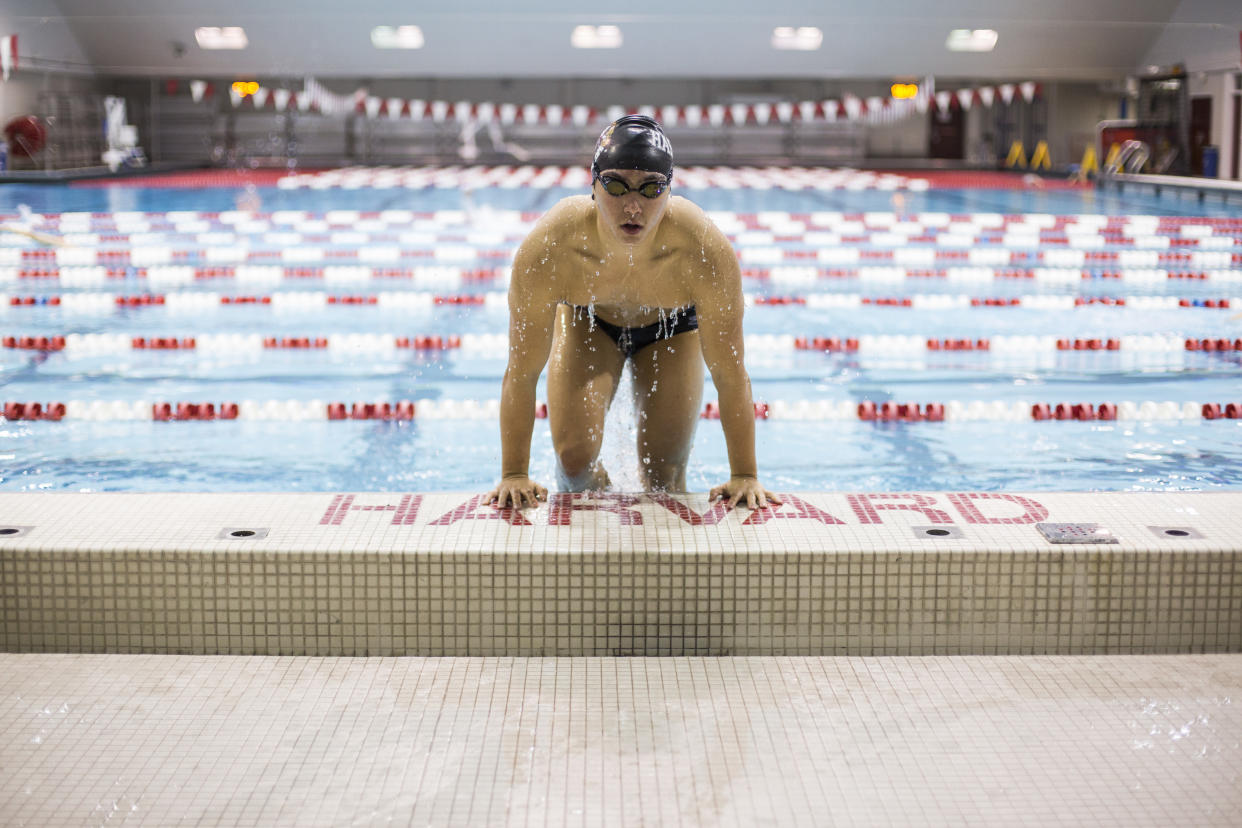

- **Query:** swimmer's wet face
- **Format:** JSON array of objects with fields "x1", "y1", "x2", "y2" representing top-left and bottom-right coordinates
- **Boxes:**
[
  {"x1": 593, "y1": 169, "x2": 670, "y2": 241},
  {"x1": 590, "y1": 115, "x2": 675, "y2": 242}
]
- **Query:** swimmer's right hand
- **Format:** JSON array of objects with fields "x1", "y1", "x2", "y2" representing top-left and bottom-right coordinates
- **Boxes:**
[{"x1": 487, "y1": 475, "x2": 548, "y2": 509}]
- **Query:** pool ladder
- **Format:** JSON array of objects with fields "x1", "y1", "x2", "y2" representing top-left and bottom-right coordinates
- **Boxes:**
[{"x1": 1104, "y1": 139, "x2": 1150, "y2": 174}]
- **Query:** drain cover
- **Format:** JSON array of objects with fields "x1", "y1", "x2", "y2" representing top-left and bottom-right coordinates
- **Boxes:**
[
  {"x1": 1036, "y1": 522, "x2": 1118, "y2": 544},
  {"x1": 217, "y1": 528, "x2": 269, "y2": 540},
  {"x1": 913, "y1": 525, "x2": 964, "y2": 539},
  {"x1": 1147, "y1": 526, "x2": 1204, "y2": 540}
]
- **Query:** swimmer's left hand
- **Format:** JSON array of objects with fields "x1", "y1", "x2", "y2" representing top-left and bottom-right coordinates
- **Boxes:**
[{"x1": 709, "y1": 477, "x2": 781, "y2": 510}]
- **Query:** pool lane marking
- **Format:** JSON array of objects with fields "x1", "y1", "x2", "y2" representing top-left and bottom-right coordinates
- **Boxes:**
[
  {"x1": 3, "y1": 399, "x2": 1239, "y2": 423},
  {"x1": 4, "y1": 265, "x2": 1240, "y2": 287},
  {"x1": 3, "y1": 292, "x2": 1238, "y2": 310},
  {"x1": 7, "y1": 333, "x2": 1240, "y2": 356}
]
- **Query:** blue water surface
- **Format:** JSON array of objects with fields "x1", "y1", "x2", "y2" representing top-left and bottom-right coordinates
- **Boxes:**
[{"x1": 1, "y1": 176, "x2": 1240, "y2": 492}]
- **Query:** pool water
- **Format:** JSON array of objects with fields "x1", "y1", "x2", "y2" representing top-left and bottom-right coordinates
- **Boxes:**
[{"x1": 1, "y1": 170, "x2": 1240, "y2": 492}]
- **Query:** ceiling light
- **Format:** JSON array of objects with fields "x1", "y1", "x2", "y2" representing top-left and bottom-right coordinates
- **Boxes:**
[
  {"x1": 571, "y1": 25, "x2": 622, "y2": 49},
  {"x1": 371, "y1": 25, "x2": 424, "y2": 49},
  {"x1": 771, "y1": 27, "x2": 822, "y2": 51},
  {"x1": 946, "y1": 29, "x2": 998, "y2": 52},
  {"x1": 195, "y1": 27, "x2": 248, "y2": 50}
]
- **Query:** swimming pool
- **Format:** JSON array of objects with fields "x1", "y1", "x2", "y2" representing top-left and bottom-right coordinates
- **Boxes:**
[{"x1": 1, "y1": 167, "x2": 1240, "y2": 492}]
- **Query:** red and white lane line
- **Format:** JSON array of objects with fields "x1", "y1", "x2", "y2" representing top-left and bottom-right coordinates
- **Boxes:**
[
  {"x1": 11, "y1": 208, "x2": 1242, "y2": 234},
  {"x1": 2, "y1": 333, "x2": 468, "y2": 354},
  {"x1": 11, "y1": 215, "x2": 1242, "y2": 240},
  {"x1": 272, "y1": 166, "x2": 932, "y2": 192},
  {"x1": 0, "y1": 264, "x2": 510, "y2": 286},
  {"x1": 790, "y1": 335, "x2": 1242, "y2": 354},
  {"x1": 3, "y1": 235, "x2": 1237, "y2": 264},
  {"x1": 5, "y1": 211, "x2": 1241, "y2": 247},
  {"x1": 0, "y1": 291, "x2": 507, "y2": 313},
  {"x1": 5, "y1": 247, "x2": 1240, "y2": 270},
  {"x1": 4, "y1": 264, "x2": 1241, "y2": 288},
  {"x1": 8, "y1": 333, "x2": 1239, "y2": 357},
  {"x1": 3, "y1": 399, "x2": 1240, "y2": 422},
  {"x1": 5, "y1": 292, "x2": 1236, "y2": 313}
]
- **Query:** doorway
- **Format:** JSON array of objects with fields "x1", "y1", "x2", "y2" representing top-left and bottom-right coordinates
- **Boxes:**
[
  {"x1": 1189, "y1": 96, "x2": 1211, "y2": 175},
  {"x1": 928, "y1": 105, "x2": 964, "y2": 160}
]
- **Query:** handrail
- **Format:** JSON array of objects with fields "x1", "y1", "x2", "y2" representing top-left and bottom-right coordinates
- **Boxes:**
[{"x1": 1104, "y1": 140, "x2": 1149, "y2": 175}]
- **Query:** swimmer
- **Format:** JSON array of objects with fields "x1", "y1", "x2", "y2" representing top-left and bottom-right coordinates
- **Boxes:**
[
  {"x1": 486, "y1": 114, "x2": 780, "y2": 510},
  {"x1": 0, "y1": 224, "x2": 65, "y2": 247},
  {"x1": 890, "y1": 192, "x2": 907, "y2": 219}
]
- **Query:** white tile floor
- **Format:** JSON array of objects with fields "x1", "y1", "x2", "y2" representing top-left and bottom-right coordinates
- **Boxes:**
[{"x1": 1, "y1": 654, "x2": 1239, "y2": 827}]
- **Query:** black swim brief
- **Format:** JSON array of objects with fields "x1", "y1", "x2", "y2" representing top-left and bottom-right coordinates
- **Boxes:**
[{"x1": 576, "y1": 305, "x2": 699, "y2": 359}]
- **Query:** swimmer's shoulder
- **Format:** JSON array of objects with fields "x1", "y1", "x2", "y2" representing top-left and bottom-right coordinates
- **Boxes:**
[
  {"x1": 530, "y1": 195, "x2": 593, "y2": 235},
  {"x1": 665, "y1": 196, "x2": 732, "y2": 251},
  {"x1": 667, "y1": 196, "x2": 722, "y2": 234},
  {"x1": 511, "y1": 197, "x2": 594, "y2": 285}
]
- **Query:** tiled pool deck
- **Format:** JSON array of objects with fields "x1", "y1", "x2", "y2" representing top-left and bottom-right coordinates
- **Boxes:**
[{"x1": 1, "y1": 491, "x2": 1240, "y2": 825}]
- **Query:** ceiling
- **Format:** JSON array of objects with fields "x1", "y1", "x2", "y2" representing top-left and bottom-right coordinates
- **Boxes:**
[{"x1": 12, "y1": 0, "x2": 1242, "y2": 81}]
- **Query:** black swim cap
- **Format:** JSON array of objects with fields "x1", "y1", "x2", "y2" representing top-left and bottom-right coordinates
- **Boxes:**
[{"x1": 591, "y1": 115, "x2": 674, "y2": 182}]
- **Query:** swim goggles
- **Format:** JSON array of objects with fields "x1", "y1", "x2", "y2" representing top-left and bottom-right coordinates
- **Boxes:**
[{"x1": 595, "y1": 174, "x2": 668, "y2": 199}]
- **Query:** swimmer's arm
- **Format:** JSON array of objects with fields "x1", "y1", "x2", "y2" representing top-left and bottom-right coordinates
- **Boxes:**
[
  {"x1": 490, "y1": 236, "x2": 559, "y2": 507},
  {"x1": 694, "y1": 238, "x2": 780, "y2": 508}
]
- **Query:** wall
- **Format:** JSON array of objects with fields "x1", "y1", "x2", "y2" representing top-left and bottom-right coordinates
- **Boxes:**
[
  {"x1": 115, "y1": 77, "x2": 1072, "y2": 168},
  {"x1": 1139, "y1": 0, "x2": 1242, "y2": 73},
  {"x1": 1, "y1": 0, "x2": 93, "y2": 118},
  {"x1": 7, "y1": 66, "x2": 1134, "y2": 172},
  {"x1": 1, "y1": 2, "x2": 101, "y2": 168},
  {"x1": 1046, "y1": 82, "x2": 1124, "y2": 167}
]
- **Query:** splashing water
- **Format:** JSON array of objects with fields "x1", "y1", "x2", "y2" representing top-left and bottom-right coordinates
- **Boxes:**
[{"x1": 597, "y1": 365, "x2": 642, "y2": 491}]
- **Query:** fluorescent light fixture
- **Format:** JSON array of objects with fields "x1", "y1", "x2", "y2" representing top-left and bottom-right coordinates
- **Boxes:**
[
  {"x1": 571, "y1": 25, "x2": 622, "y2": 49},
  {"x1": 195, "y1": 27, "x2": 248, "y2": 50},
  {"x1": 371, "y1": 25, "x2": 424, "y2": 49},
  {"x1": 771, "y1": 27, "x2": 822, "y2": 51},
  {"x1": 946, "y1": 29, "x2": 998, "y2": 52}
]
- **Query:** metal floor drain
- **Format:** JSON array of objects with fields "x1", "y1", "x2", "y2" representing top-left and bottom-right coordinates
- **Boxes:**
[
  {"x1": 913, "y1": 526, "x2": 964, "y2": 539},
  {"x1": 217, "y1": 528, "x2": 269, "y2": 540},
  {"x1": 1036, "y1": 523, "x2": 1118, "y2": 544},
  {"x1": 1147, "y1": 526, "x2": 1204, "y2": 540}
]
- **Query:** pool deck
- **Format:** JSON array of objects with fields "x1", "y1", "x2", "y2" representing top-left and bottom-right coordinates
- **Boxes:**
[
  {"x1": 0, "y1": 652, "x2": 1235, "y2": 827},
  {"x1": 2, "y1": 490, "x2": 1240, "y2": 825},
  {"x1": 2, "y1": 491, "x2": 1239, "y2": 656}
]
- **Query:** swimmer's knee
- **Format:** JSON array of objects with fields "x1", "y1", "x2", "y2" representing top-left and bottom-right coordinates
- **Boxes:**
[
  {"x1": 555, "y1": 442, "x2": 599, "y2": 481},
  {"x1": 640, "y1": 459, "x2": 687, "y2": 493},
  {"x1": 557, "y1": 460, "x2": 611, "y2": 493},
  {"x1": 556, "y1": 441, "x2": 616, "y2": 492}
]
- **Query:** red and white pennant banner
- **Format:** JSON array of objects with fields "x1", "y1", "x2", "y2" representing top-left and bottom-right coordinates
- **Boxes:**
[
  {"x1": 178, "y1": 76, "x2": 1044, "y2": 124},
  {"x1": 933, "y1": 82, "x2": 1042, "y2": 112}
]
